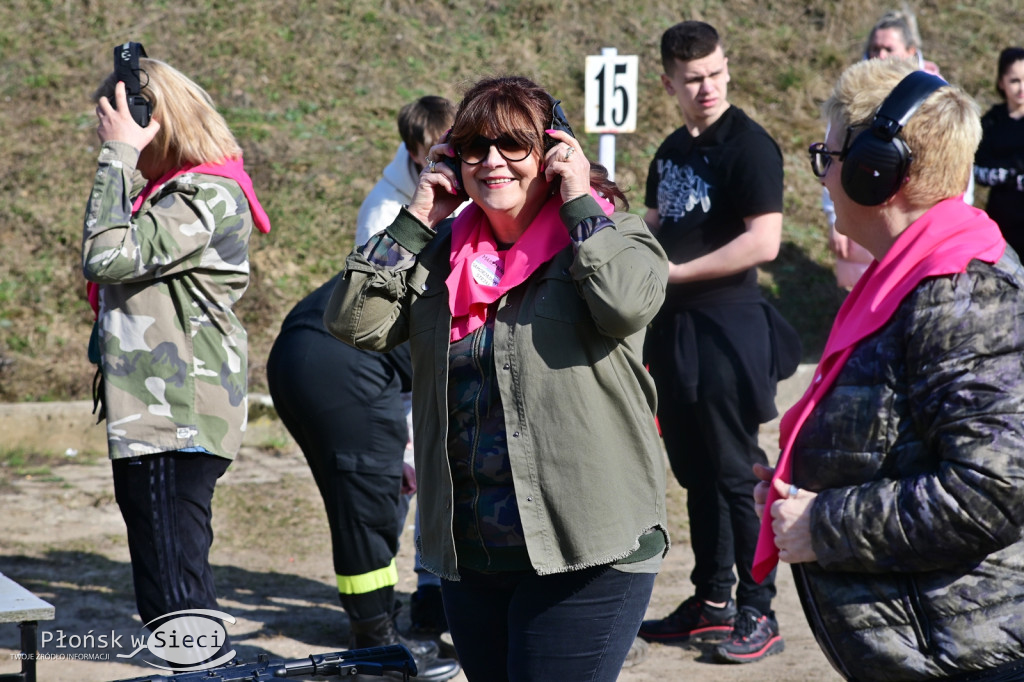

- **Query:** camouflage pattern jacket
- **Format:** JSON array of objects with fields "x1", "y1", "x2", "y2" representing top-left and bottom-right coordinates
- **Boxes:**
[
  {"x1": 82, "y1": 142, "x2": 252, "y2": 461},
  {"x1": 791, "y1": 254, "x2": 1024, "y2": 681}
]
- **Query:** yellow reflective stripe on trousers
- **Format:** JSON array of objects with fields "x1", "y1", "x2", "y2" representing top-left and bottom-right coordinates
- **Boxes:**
[{"x1": 336, "y1": 559, "x2": 398, "y2": 595}]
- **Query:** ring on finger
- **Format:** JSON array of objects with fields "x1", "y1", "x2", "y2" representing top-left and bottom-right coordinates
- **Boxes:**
[
  {"x1": 563, "y1": 146, "x2": 575, "y2": 162},
  {"x1": 789, "y1": 484, "x2": 800, "y2": 498},
  {"x1": 426, "y1": 159, "x2": 436, "y2": 173}
]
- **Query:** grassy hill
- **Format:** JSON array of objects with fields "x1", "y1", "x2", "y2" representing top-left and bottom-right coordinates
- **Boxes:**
[{"x1": 0, "y1": 0, "x2": 1019, "y2": 402}]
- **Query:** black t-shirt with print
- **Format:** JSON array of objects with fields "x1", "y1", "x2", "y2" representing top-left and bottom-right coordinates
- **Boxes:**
[{"x1": 645, "y1": 105, "x2": 783, "y2": 298}]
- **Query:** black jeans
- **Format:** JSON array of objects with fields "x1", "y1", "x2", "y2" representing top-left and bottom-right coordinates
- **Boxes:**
[
  {"x1": 653, "y1": 315, "x2": 777, "y2": 614},
  {"x1": 441, "y1": 565, "x2": 655, "y2": 682},
  {"x1": 112, "y1": 451, "x2": 230, "y2": 626}
]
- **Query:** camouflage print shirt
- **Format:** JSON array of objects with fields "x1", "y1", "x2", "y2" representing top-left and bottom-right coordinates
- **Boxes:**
[{"x1": 82, "y1": 141, "x2": 252, "y2": 461}]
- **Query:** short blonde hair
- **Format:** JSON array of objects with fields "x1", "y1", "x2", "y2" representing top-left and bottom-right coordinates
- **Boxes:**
[
  {"x1": 824, "y1": 58, "x2": 980, "y2": 208},
  {"x1": 93, "y1": 58, "x2": 242, "y2": 167}
]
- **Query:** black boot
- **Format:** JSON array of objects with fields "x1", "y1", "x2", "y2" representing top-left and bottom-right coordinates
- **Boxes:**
[
  {"x1": 349, "y1": 613, "x2": 461, "y2": 682},
  {"x1": 409, "y1": 585, "x2": 449, "y2": 636}
]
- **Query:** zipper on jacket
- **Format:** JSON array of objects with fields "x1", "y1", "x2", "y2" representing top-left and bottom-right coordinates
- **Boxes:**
[
  {"x1": 467, "y1": 323, "x2": 492, "y2": 567},
  {"x1": 903, "y1": 576, "x2": 934, "y2": 653},
  {"x1": 793, "y1": 564, "x2": 857, "y2": 680},
  {"x1": 440, "y1": 305, "x2": 458, "y2": 573}
]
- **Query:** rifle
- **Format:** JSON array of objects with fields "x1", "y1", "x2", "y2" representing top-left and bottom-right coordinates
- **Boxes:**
[{"x1": 110, "y1": 643, "x2": 416, "y2": 681}]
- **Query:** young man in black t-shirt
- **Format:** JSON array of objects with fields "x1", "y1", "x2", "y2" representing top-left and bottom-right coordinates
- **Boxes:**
[{"x1": 638, "y1": 19, "x2": 799, "y2": 665}]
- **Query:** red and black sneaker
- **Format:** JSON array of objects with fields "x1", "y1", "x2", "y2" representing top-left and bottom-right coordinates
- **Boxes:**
[
  {"x1": 638, "y1": 596, "x2": 736, "y2": 643},
  {"x1": 713, "y1": 606, "x2": 785, "y2": 663}
]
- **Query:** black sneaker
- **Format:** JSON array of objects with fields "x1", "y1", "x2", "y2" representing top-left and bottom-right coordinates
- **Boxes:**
[
  {"x1": 638, "y1": 596, "x2": 736, "y2": 643},
  {"x1": 713, "y1": 606, "x2": 785, "y2": 663}
]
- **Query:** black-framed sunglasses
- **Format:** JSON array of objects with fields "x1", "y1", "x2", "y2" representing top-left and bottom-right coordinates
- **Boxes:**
[
  {"x1": 808, "y1": 142, "x2": 843, "y2": 178},
  {"x1": 458, "y1": 133, "x2": 535, "y2": 165}
]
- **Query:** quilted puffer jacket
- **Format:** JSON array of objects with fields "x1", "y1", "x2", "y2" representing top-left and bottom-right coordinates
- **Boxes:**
[{"x1": 791, "y1": 253, "x2": 1024, "y2": 681}]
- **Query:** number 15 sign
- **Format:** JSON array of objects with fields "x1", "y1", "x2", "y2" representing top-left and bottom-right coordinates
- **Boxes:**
[{"x1": 584, "y1": 51, "x2": 639, "y2": 134}]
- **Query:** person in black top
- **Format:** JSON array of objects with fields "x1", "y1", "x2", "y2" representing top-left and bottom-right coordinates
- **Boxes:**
[
  {"x1": 975, "y1": 46, "x2": 1024, "y2": 255},
  {"x1": 638, "y1": 19, "x2": 800, "y2": 665},
  {"x1": 266, "y1": 275, "x2": 459, "y2": 682}
]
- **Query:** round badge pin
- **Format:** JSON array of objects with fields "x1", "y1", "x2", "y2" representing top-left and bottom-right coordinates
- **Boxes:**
[{"x1": 471, "y1": 253, "x2": 505, "y2": 286}]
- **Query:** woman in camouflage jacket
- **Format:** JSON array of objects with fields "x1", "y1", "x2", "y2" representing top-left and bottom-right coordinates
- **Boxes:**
[
  {"x1": 83, "y1": 52, "x2": 269, "y2": 655},
  {"x1": 754, "y1": 59, "x2": 1024, "y2": 681}
]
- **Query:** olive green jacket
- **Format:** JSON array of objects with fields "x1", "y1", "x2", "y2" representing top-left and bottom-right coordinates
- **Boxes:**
[{"x1": 325, "y1": 196, "x2": 670, "y2": 579}]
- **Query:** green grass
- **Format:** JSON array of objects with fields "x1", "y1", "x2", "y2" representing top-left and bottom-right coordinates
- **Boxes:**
[
  {"x1": 1, "y1": 0, "x2": 1020, "y2": 401},
  {"x1": 0, "y1": 448, "x2": 85, "y2": 486}
]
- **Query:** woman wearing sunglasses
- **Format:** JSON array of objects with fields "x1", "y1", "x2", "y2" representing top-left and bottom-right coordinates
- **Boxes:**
[
  {"x1": 753, "y1": 57, "x2": 1024, "y2": 681},
  {"x1": 325, "y1": 75, "x2": 669, "y2": 681}
]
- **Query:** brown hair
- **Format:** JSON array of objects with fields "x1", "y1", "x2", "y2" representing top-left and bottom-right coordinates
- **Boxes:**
[
  {"x1": 397, "y1": 95, "x2": 455, "y2": 152},
  {"x1": 995, "y1": 47, "x2": 1024, "y2": 101},
  {"x1": 449, "y1": 76, "x2": 627, "y2": 208},
  {"x1": 660, "y1": 21, "x2": 722, "y2": 75}
]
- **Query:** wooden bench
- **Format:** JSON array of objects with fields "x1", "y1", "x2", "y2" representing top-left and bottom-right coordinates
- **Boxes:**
[{"x1": 0, "y1": 573, "x2": 55, "y2": 682}]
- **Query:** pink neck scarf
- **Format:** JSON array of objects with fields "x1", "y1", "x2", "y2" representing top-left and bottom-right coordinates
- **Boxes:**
[
  {"x1": 132, "y1": 158, "x2": 271, "y2": 234},
  {"x1": 446, "y1": 189, "x2": 613, "y2": 342},
  {"x1": 751, "y1": 198, "x2": 1006, "y2": 582},
  {"x1": 87, "y1": 157, "x2": 270, "y2": 316}
]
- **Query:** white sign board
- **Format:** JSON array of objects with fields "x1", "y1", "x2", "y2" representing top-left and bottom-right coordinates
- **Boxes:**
[{"x1": 584, "y1": 53, "x2": 639, "y2": 134}]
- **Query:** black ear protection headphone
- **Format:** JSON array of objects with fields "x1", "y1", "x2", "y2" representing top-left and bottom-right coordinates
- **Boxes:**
[
  {"x1": 113, "y1": 41, "x2": 152, "y2": 127},
  {"x1": 840, "y1": 70, "x2": 947, "y2": 206},
  {"x1": 543, "y1": 97, "x2": 576, "y2": 151}
]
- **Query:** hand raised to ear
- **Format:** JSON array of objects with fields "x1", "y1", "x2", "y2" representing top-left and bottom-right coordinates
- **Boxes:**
[
  {"x1": 543, "y1": 129, "x2": 590, "y2": 204},
  {"x1": 95, "y1": 81, "x2": 160, "y2": 151}
]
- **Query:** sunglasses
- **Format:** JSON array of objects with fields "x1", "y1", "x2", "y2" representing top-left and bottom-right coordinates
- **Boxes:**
[
  {"x1": 458, "y1": 133, "x2": 535, "y2": 165},
  {"x1": 808, "y1": 142, "x2": 843, "y2": 178}
]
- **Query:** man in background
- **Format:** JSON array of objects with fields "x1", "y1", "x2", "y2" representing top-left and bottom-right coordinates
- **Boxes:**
[{"x1": 638, "y1": 19, "x2": 800, "y2": 665}]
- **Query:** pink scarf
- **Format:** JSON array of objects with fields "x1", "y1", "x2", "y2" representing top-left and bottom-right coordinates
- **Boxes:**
[
  {"x1": 131, "y1": 158, "x2": 271, "y2": 233},
  {"x1": 87, "y1": 157, "x2": 270, "y2": 316},
  {"x1": 751, "y1": 198, "x2": 1006, "y2": 582},
  {"x1": 446, "y1": 189, "x2": 613, "y2": 342}
]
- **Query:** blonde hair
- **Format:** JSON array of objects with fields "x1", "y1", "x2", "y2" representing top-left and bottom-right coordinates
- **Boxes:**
[
  {"x1": 864, "y1": 7, "x2": 922, "y2": 59},
  {"x1": 823, "y1": 58, "x2": 980, "y2": 208},
  {"x1": 93, "y1": 58, "x2": 242, "y2": 166}
]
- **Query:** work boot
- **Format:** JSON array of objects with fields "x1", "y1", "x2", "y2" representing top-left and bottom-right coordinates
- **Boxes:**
[{"x1": 349, "y1": 613, "x2": 460, "y2": 682}]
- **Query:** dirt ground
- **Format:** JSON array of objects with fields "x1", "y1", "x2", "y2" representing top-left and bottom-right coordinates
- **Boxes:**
[{"x1": 0, "y1": 365, "x2": 841, "y2": 681}]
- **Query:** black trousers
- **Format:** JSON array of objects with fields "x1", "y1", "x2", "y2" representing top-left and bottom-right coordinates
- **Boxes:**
[
  {"x1": 651, "y1": 314, "x2": 777, "y2": 614},
  {"x1": 442, "y1": 566, "x2": 656, "y2": 682},
  {"x1": 112, "y1": 451, "x2": 230, "y2": 625},
  {"x1": 267, "y1": 327, "x2": 407, "y2": 622}
]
